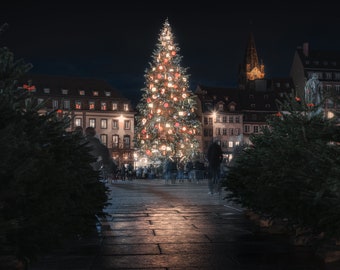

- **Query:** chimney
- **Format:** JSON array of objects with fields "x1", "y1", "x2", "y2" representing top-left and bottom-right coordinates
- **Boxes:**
[{"x1": 302, "y1": 42, "x2": 309, "y2": 57}]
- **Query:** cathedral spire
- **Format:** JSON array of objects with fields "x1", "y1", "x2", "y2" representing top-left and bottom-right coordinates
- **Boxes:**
[
  {"x1": 238, "y1": 32, "x2": 265, "y2": 89},
  {"x1": 245, "y1": 32, "x2": 260, "y2": 71}
]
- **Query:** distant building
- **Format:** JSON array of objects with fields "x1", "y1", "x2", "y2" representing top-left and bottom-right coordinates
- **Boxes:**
[
  {"x1": 195, "y1": 33, "x2": 294, "y2": 162},
  {"x1": 290, "y1": 42, "x2": 340, "y2": 119},
  {"x1": 19, "y1": 74, "x2": 136, "y2": 167}
]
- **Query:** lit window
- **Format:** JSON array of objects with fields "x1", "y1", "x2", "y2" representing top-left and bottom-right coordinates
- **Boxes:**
[
  {"x1": 100, "y1": 134, "x2": 107, "y2": 146},
  {"x1": 124, "y1": 104, "x2": 129, "y2": 111},
  {"x1": 101, "y1": 119, "x2": 107, "y2": 129},
  {"x1": 75, "y1": 101, "x2": 81, "y2": 109},
  {"x1": 101, "y1": 102, "x2": 107, "y2": 110},
  {"x1": 228, "y1": 141, "x2": 233, "y2": 148},
  {"x1": 89, "y1": 101, "x2": 95, "y2": 110},
  {"x1": 93, "y1": 91, "x2": 99, "y2": 96},
  {"x1": 124, "y1": 120, "x2": 131, "y2": 130},
  {"x1": 112, "y1": 119, "x2": 119, "y2": 129},
  {"x1": 105, "y1": 91, "x2": 111, "y2": 97},
  {"x1": 89, "y1": 118, "x2": 96, "y2": 128},
  {"x1": 75, "y1": 118, "x2": 82, "y2": 127},
  {"x1": 79, "y1": 90, "x2": 85, "y2": 95},
  {"x1": 112, "y1": 103, "x2": 117, "y2": 110},
  {"x1": 112, "y1": 135, "x2": 119, "y2": 148},
  {"x1": 61, "y1": 89, "x2": 68, "y2": 95}
]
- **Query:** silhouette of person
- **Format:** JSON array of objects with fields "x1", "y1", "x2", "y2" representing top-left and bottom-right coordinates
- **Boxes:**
[
  {"x1": 84, "y1": 127, "x2": 116, "y2": 180},
  {"x1": 207, "y1": 140, "x2": 223, "y2": 195}
]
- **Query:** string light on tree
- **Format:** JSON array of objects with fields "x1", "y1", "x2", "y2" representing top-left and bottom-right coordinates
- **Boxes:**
[{"x1": 135, "y1": 18, "x2": 201, "y2": 163}]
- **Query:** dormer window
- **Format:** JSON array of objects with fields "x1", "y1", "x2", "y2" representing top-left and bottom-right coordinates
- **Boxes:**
[
  {"x1": 93, "y1": 91, "x2": 99, "y2": 96},
  {"x1": 61, "y1": 89, "x2": 68, "y2": 95},
  {"x1": 124, "y1": 104, "x2": 129, "y2": 111},
  {"x1": 43, "y1": 88, "x2": 50, "y2": 94},
  {"x1": 89, "y1": 101, "x2": 95, "y2": 110},
  {"x1": 75, "y1": 101, "x2": 81, "y2": 109},
  {"x1": 218, "y1": 104, "x2": 224, "y2": 111},
  {"x1": 229, "y1": 104, "x2": 235, "y2": 111},
  {"x1": 105, "y1": 91, "x2": 111, "y2": 97},
  {"x1": 79, "y1": 90, "x2": 85, "y2": 95}
]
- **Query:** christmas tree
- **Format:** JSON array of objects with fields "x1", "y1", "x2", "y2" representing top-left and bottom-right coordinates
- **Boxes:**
[{"x1": 135, "y1": 18, "x2": 201, "y2": 163}]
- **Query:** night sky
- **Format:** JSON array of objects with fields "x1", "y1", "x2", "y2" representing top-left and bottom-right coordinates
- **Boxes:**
[{"x1": 1, "y1": 2, "x2": 340, "y2": 104}]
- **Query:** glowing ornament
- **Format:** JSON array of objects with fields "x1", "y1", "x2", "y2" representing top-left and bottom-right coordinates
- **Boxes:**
[
  {"x1": 182, "y1": 94, "x2": 187, "y2": 98},
  {"x1": 157, "y1": 74, "x2": 162, "y2": 79},
  {"x1": 142, "y1": 118, "x2": 147, "y2": 124},
  {"x1": 175, "y1": 122, "x2": 179, "y2": 127},
  {"x1": 171, "y1": 51, "x2": 176, "y2": 56},
  {"x1": 164, "y1": 103, "x2": 169, "y2": 108},
  {"x1": 147, "y1": 98, "x2": 151, "y2": 103}
]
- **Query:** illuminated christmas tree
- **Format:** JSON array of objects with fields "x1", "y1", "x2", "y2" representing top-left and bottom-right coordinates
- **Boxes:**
[{"x1": 135, "y1": 18, "x2": 201, "y2": 163}]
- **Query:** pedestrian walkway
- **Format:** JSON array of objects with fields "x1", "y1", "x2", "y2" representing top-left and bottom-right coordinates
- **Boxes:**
[{"x1": 30, "y1": 179, "x2": 340, "y2": 269}]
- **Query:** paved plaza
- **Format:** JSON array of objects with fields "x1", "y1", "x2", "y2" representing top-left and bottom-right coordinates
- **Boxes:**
[{"x1": 30, "y1": 179, "x2": 340, "y2": 269}]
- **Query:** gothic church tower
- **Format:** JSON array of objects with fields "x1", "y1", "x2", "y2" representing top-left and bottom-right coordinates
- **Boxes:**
[{"x1": 238, "y1": 32, "x2": 265, "y2": 89}]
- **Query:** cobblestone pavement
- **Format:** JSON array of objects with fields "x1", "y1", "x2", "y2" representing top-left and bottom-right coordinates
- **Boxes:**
[{"x1": 30, "y1": 179, "x2": 340, "y2": 270}]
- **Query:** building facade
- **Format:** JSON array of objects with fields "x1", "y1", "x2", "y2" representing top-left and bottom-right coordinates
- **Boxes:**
[
  {"x1": 20, "y1": 74, "x2": 136, "y2": 167},
  {"x1": 290, "y1": 42, "x2": 340, "y2": 120}
]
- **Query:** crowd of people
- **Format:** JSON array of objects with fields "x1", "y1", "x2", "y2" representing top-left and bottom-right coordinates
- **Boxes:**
[{"x1": 75, "y1": 127, "x2": 227, "y2": 194}]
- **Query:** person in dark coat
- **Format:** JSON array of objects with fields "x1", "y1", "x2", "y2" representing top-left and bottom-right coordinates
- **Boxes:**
[
  {"x1": 207, "y1": 140, "x2": 223, "y2": 195},
  {"x1": 84, "y1": 127, "x2": 117, "y2": 180}
]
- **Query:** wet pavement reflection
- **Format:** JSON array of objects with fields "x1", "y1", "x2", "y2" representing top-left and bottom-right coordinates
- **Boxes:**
[{"x1": 31, "y1": 179, "x2": 340, "y2": 269}]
